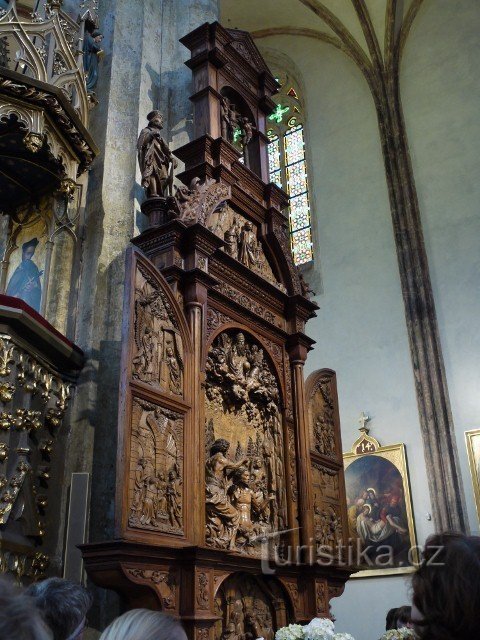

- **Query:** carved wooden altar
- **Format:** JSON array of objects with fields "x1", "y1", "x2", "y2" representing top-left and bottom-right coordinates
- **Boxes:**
[{"x1": 81, "y1": 23, "x2": 351, "y2": 639}]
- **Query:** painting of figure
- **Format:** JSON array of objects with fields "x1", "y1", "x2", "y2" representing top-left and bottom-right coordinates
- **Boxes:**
[
  {"x1": 6, "y1": 237, "x2": 43, "y2": 312},
  {"x1": 466, "y1": 429, "x2": 480, "y2": 526},
  {"x1": 344, "y1": 430, "x2": 417, "y2": 577}
]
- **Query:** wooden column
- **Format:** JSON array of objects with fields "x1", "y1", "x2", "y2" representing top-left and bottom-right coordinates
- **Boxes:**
[{"x1": 287, "y1": 336, "x2": 314, "y2": 548}]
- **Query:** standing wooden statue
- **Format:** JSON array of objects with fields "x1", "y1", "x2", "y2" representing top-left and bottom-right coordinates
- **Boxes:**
[{"x1": 137, "y1": 111, "x2": 177, "y2": 198}]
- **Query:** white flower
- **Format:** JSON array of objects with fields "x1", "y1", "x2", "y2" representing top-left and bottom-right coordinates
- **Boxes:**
[
  {"x1": 304, "y1": 618, "x2": 335, "y2": 640},
  {"x1": 334, "y1": 634, "x2": 356, "y2": 640},
  {"x1": 275, "y1": 624, "x2": 305, "y2": 640}
]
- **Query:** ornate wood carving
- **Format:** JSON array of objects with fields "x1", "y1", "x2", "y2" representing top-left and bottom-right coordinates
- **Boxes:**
[
  {"x1": 125, "y1": 566, "x2": 178, "y2": 610},
  {"x1": 133, "y1": 262, "x2": 184, "y2": 398},
  {"x1": 306, "y1": 370, "x2": 349, "y2": 551},
  {"x1": 128, "y1": 399, "x2": 184, "y2": 534},
  {"x1": 205, "y1": 330, "x2": 287, "y2": 553}
]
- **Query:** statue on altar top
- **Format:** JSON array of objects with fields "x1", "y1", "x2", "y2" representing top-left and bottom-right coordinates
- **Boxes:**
[{"x1": 137, "y1": 111, "x2": 177, "y2": 198}]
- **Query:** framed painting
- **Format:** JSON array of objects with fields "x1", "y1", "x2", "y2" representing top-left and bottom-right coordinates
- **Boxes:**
[
  {"x1": 343, "y1": 427, "x2": 418, "y2": 577},
  {"x1": 465, "y1": 429, "x2": 480, "y2": 526}
]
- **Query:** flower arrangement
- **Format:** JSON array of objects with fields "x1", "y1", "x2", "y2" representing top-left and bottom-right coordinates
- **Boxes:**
[
  {"x1": 274, "y1": 618, "x2": 355, "y2": 640},
  {"x1": 378, "y1": 630, "x2": 416, "y2": 640}
]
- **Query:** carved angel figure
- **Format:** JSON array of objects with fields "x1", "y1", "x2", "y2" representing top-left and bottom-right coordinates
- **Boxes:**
[
  {"x1": 238, "y1": 221, "x2": 258, "y2": 268},
  {"x1": 137, "y1": 111, "x2": 177, "y2": 198}
]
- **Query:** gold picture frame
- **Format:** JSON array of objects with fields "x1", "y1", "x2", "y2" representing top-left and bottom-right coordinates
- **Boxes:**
[
  {"x1": 343, "y1": 427, "x2": 418, "y2": 577},
  {"x1": 465, "y1": 429, "x2": 480, "y2": 526}
]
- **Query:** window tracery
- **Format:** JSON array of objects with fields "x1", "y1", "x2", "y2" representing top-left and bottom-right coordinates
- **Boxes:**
[{"x1": 267, "y1": 74, "x2": 313, "y2": 266}]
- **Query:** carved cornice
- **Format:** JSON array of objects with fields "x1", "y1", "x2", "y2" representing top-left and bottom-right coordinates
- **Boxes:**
[{"x1": 0, "y1": 68, "x2": 98, "y2": 173}]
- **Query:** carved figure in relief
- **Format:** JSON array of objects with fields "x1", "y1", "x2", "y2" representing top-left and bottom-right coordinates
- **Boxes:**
[
  {"x1": 132, "y1": 325, "x2": 157, "y2": 382},
  {"x1": 137, "y1": 111, "x2": 177, "y2": 198},
  {"x1": 314, "y1": 413, "x2": 336, "y2": 457},
  {"x1": 205, "y1": 331, "x2": 287, "y2": 552},
  {"x1": 224, "y1": 218, "x2": 241, "y2": 258},
  {"x1": 220, "y1": 97, "x2": 240, "y2": 143},
  {"x1": 228, "y1": 467, "x2": 273, "y2": 545},
  {"x1": 238, "y1": 221, "x2": 258, "y2": 269},
  {"x1": 165, "y1": 345, "x2": 182, "y2": 395},
  {"x1": 241, "y1": 118, "x2": 256, "y2": 147},
  {"x1": 166, "y1": 469, "x2": 182, "y2": 528},
  {"x1": 140, "y1": 475, "x2": 158, "y2": 525},
  {"x1": 129, "y1": 402, "x2": 183, "y2": 533},
  {"x1": 205, "y1": 439, "x2": 247, "y2": 549}
]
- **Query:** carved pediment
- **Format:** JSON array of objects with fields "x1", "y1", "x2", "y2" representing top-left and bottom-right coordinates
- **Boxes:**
[{"x1": 226, "y1": 29, "x2": 270, "y2": 74}]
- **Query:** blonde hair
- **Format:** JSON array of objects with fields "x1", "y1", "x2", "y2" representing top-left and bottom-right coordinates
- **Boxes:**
[{"x1": 99, "y1": 609, "x2": 186, "y2": 640}]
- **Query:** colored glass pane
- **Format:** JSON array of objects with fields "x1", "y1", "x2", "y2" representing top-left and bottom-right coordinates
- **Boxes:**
[
  {"x1": 289, "y1": 193, "x2": 310, "y2": 232},
  {"x1": 285, "y1": 125, "x2": 305, "y2": 165},
  {"x1": 267, "y1": 135, "x2": 281, "y2": 173},
  {"x1": 286, "y1": 161, "x2": 307, "y2": 197},
  {"x1": 287, "y1": 87, "x2": 299, "y2": 99},
  {"x1": 268, "y1": 103, "x2": 290, "y2": 123},
  {"x1": 291, "y1": 227, "x2": 313, "y2": 265}
]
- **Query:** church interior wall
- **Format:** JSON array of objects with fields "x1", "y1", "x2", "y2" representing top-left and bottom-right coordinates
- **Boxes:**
[
  {"x1": 218, "y1": 0, "x2": 479, "y2": 637},
  {"x1": 400, "y1": 0, "x2": 480, "y2": 535}
]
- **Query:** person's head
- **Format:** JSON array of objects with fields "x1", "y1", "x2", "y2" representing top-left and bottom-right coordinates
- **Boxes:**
[
  {"x1": 411, "y1": 532, "x2": 480, "y2": 640},
  {"x1": 147, "y1": 110, "x2": 164, "y2": 129},
  {"x1": 395, "y1": 606, "x2": 412, "y2": 629},
  {"x1": 99, "y1": 609, "x2": 187, "y2": 640},
  {"x1": 0, "y1": 579, "x2": 52, "y2": 640},
  {"x1": 367, "y1": 488, "x2": 376, "y2": 499},
  {"x1": 385, "y1": 607, "x2": 398, "y2": 630},
  {"x1": 22, "y1": 237, "x2": 39, "y2": 260},
  {"x1": 232, "y1": 466, "x2": 250, "y2": 486},
  {"x1": 26, "y1": 578, "x2": 92, "y2": 640},
  {"x1": 210, "y1": 438, "x2": 230, "y2": 456}
]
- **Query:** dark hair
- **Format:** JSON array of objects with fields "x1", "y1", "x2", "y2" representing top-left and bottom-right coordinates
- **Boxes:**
[
  {"x1": 0, "y1": 579, "x2": 51, "y2": 640},
  {"x1": 395, "y1": 605, "x2": 411, "y2": 628},
  {"x1": 411, "y1": 532, "x2": 480, "y2": 640},
  {"x1": 385, "y1": 608, "x2": 398, "y2": 630},
  {"x1": 26, "y1": 578, "x2": 92, "y2": 640},
  {"x1": 210, "y1": 438, "x2": 230, "y2": 456}
]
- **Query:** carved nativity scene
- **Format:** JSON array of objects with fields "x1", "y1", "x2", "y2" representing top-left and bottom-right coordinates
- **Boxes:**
[{"x1": 81, "y1": 23, "x2": 351, "y2": 640}]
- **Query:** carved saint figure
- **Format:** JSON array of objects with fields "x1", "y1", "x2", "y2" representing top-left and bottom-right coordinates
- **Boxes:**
[
  {"x1": 205, "y1": 439, "x2": 247, "y2": 549},
  {"x1": 165, "y1": 345, "x2": 182, "y2": 395},
  {"x1": 137, "y1": 111, "x2": 177, "y2": 198},
  {"x1": 6, "y1": 238, "x2": 43, "y2": 312},
  {"x1": 132, "y1": 325, "x2": 157, "y2": 382},
  {"x1": 83, "y1": 29, "x2": 104, "y2": 93},
  {"x1": 224, "y1": 217, "x2": 241, "y2": 258},
  {"x1": 238, "y1": 221, "x2": 258, "y2": 268},
  {"x1": 166, "y1": 469, "x2": 182, "y2": 528},
  {"x1": 155, "y1": 472, "x2": 167, "y2": 517},
  {"x1": 140, "y1": 474, "x2": 158, "y2": 525}
]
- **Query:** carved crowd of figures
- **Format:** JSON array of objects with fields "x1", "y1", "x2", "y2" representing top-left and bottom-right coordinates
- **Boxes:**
[
  {"x1": 205, "y1": 331, "x2": 286, "y2": 552},
  {"x1": 129, "y1": 401, "x2": 183, "y2": 533},
  {"x1": 132, "y1": 267, "x2": 184, "y2": 396}
]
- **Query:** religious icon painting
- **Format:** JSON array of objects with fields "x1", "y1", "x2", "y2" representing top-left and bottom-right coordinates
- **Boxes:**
[
  {"x1": 4, "y1": 215, "x2": 47, "y2": 314},
  {"x1": 343, "y1": 427, "x2": 418, "y2": 577},
  {"x1": 465, "y1": 429, "x2": 480, "y2": 526}
]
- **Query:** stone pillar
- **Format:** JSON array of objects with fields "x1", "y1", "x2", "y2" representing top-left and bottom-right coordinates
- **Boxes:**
[{"x1": 63, "y1": 0, "x2": 219, "y2": 629}]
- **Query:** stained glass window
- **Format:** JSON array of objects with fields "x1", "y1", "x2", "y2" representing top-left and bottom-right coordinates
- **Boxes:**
[{"x1": 266, "y1": 76, "x2": 313, "y2": 265}]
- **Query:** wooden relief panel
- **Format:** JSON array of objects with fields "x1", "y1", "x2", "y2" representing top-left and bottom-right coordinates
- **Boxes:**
[
  {"x1": 132, "y1": 262, "x2": 184, "y2": 397},
  {"x1": 214, "y1": 574, "x2": 289, "y2": 640},
  {"x1": 312, "y1": 462, "x2": 343, "y2": 547},
  {"x1": 205, "y1": 329, "x2": 287, "y2": 553},
  {"x1": 309, "y1": 376, "x2": 337, "y2": 459},
  {"x1": 306, "y1": 369, "x2": 346, "y2": 549},
  {"x1": 206, "y1": 204, "x2": 285, "y2": 292},
  {"x1": 128, "y1": 398, "x2": 184, "y2": 535}
]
